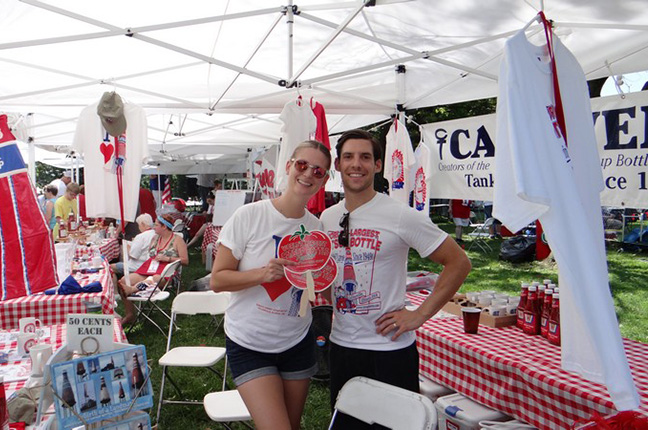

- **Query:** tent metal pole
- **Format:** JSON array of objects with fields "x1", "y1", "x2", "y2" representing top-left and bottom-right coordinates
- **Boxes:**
[
  {"x1": 308, "y1": 86, "x2": 393, "y2": 110},
  {"x1": 210, "y1": 14, "x2": 283, "y2": 110},
  {"x1": 20, "y1": 0, "x2": 282, "y2": 87},
  {"x1": 0, "y1": 30, "x2": 123, "y2": 50},
  {"x1": 26, "y1": 114, "x2": 36, "y2": 185},
  {"x1": 134, "y1": 34, "x2": 282, "y2": 86},
  {"x1": 396, "y1": 65, "x2": 406, "y2": 115},
  {"x1": 128, "y1": 7, "x2": 284, "y2": 33},
  {"x1": 299, "y1": 11, "x2": 419, "y2": 55},
  {"x1": 0, "y1": 58, "x2": 205, "y2": 108},
  {"x1": 300, "y1": 53, "x2": 425, "y2": 86},
  {"x1": 286, "y1": 1, "x2": 368, "y2": 86},
  {"x1": 286, "y1": 1, "x2": 294, "y2": 79}
]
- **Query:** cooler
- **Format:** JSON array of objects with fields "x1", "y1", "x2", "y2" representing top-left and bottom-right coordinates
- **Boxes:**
[
  {"x1": 436, "y1": 393, "x2": 510, "y2": 430},
  {"x1": 480, "y1": 419, "x2": 537, "y2": 429},
  {"x1": 419, "y1": 375, "x2": 455, "y2": 402}
]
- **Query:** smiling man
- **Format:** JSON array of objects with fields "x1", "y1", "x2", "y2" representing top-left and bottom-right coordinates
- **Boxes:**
[{"x1": 320, "y1": 129, "x2": 471, "y2": 429}]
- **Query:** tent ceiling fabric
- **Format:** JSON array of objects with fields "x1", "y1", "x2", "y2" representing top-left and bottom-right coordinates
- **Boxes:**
[{"x1": 2, "y1": 0, "x2": 648, "y2": 172}]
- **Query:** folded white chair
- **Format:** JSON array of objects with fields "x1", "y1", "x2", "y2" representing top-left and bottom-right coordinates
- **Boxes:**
[
  {"x1": 329, "y1": 376, "x2": 437, "y2": 430},
  {"x1": 156, "y1": 291, "x2": 230, "y2": 422},
  {"x1": 203, "y1": 390, "x2": 252, "y2": 429}
]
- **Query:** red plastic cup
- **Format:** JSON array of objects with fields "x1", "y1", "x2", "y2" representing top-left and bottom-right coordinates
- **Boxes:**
[{"x1": 461, "y1": 307, "x2": 482, "y2": 334}]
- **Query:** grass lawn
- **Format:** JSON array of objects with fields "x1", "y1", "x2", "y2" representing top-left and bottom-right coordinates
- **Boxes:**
[{"x1": 122, "y1": 220, "x2": 648, "y2": 429}]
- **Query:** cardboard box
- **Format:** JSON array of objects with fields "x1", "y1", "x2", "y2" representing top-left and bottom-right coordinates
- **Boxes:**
[{"x1": 442, "y1": 295, "x2": 517, "y2": 328}]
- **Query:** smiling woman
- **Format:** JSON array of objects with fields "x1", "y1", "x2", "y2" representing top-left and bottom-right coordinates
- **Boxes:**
[{"x1": 210, "y1": 140, "x2": 331, "y2": 430}]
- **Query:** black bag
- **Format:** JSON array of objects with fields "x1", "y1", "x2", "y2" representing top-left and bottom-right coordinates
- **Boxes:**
[
  {"x1": 311, "y1": 305, "x2": 333, "y2": 381},
  {"x1": 499, "y1": 236, "x2": 536, "y2": 263}
]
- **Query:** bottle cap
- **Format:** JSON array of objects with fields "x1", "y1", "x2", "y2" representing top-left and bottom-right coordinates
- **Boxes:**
[
  {"x1": 548, "y1": 283, "x2": 556, "y2": 288},
  {"x1": 521, "y1": 282, "x2": 529, "y2": 288},
  {"x1": 553, "y1": 287, "x2": 559, "y2": 294},
  {"x1": 531, "y1": 281, "x2": 540, "y2": 286},
  {"x1": 545, "y1": 289, "x2": 553, "y2": 295},
  {"x1": 538, "y1": 285, "x2": 546, "y2": 291},
  {"x1": 543, "y1": 279, "x2": 551, "y2": 284},
  {"x1": 528, "y1": 285, "x2": 537, "y2": 291},
  {"x1": 553, "y1": 293, "x2": 559, "y2": 300}
]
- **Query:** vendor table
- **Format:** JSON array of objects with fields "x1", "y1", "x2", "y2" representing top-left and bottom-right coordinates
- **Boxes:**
[
  {"x1": 1, "y1": 320, "x2": 127, "y2": 429},
  {"x1": 407, "y1": 293, "x2": 648, "y2": 429},
  {"x1": 75, "y1": 238, "x2": 120, "y2": 262},
  {"x1": 1, "y1": 320, "x2": 126, "y2": 395},
  {"x1": 0, "y1": 261, "x2": 115, "y2": 330}
]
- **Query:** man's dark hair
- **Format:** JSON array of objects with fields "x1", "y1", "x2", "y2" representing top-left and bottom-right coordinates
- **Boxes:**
[{"x1": 336, "y1": 129, "x2": 382, "y2": 161}]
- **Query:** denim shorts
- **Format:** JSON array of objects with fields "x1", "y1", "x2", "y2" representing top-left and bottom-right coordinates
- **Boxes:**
[{"x1": 226, "y1": 330, "x2": 318, "y2": 387}]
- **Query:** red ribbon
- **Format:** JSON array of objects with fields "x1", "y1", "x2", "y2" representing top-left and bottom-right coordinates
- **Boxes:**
[{"x1": 538, "y1": 11, "x2": 568, "y2": 147}]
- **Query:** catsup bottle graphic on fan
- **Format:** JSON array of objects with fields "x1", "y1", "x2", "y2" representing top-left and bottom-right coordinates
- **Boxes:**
[
  {"x1": 516, "y1": 282, "x2": 529, "y2": 329},
  {"x1": 540, "y1": 288, "x2": 553, "y2": 338},
  {"x1": 547, "y1": 294, "x2": 561, "y2": 346},
  {"x1": 523, "y1": 285, "x2": 541, "y2": 335}
]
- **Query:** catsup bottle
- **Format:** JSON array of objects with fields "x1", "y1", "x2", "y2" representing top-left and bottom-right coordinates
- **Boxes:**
[
  {"x1": 59, "y1": 220, "x2": 68, "y2": 239},
  {"x1": 523, "y1": 285, "x2": 541, "y2": 335},
  {"x1": 517, "y1": 282, "x2": 529, "y2": 329},
  {"x1": 540, "y1": 288, "x2": 553, "y2": 338},
  {"x1": 538, "y1": 284, "x2": 546, "y2": 315},
  {"x1": 547, "y1": 294, "x2": 561, "y2": 346}
]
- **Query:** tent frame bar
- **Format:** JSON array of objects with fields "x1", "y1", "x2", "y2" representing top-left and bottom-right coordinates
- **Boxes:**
[{"x1": 286, "y1": 1, "x2": 369, "y2": 87}]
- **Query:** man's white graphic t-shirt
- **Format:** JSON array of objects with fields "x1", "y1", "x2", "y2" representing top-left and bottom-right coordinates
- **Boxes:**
[{"x1": 321, "y1": 193, "x2": 447, "y2": 351}]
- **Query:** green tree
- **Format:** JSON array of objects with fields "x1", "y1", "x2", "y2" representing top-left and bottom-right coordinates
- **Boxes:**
[{"x1": 35, "y1": 162, "x2": 63, "y2": 188}]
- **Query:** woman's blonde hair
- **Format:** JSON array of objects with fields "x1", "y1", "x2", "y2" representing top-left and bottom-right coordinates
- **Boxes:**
[{"x1": 291, "y1": 140, "x2": 332, "y2": 170}]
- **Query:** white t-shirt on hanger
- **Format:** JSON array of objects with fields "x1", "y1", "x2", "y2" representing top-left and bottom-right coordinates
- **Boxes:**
[
  {"x1": 384, "y1": 120, "x2": 416, "y2": 205},
  {"x1": 276, "y1": 99, "x2": 317, "y2": 192},
  {"x1": 72, "y1": 101, "x2": 148, "y2": 222},
  {"x1": 494, "y1": 29, "x2": 639, "y2": 410}
]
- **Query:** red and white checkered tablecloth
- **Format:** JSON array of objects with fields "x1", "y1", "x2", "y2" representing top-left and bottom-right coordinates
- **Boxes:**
[
  {"x1": 0, "y1": 321, "x2": 127, "y2": 411},
  {"x1": 201, "y1": 224, "x2": 221, "y2": 261},
  {"x1": 0, "y1": 262, "x2": 115, "y2": 330},
  {"x1": 75, "y1": 239, "x2": 120, "y2": 262},
  {"x1": 407, "y1": 293, "x2": 648, "y2": 430}
]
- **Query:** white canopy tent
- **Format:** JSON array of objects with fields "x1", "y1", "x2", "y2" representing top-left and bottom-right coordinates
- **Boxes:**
[{"x1": 2, "y1": 0, "x2": 648, "y2": 173}]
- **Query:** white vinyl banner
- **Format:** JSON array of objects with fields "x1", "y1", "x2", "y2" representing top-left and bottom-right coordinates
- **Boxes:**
[
  {"x1": 421, "y1": 114, "x2": 497, "y2": 201},
  {"x1": 421, "y1": 91, "x2": 648, "y2": 207}
]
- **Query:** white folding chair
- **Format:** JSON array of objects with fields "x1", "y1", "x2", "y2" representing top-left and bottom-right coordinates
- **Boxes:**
[
  {"x1": 126, "y1": 260, "x2": 180, "y2": 336},
  {"x1": 328, "y1": 376, "x2": 437, "y2": 430},
  {"x1": 468, "y1": 217, "x2": 495, "y2": 252},
  {"x1": 203, "y1": 390, "x2": 253, "y2": 430},
  {"x1": 156, "y1": 291, "x2": 230, "y2": 422}
]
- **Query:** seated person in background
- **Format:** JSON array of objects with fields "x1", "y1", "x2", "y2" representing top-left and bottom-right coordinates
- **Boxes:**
[
  {"x1": 118, "y1": 214, "x2": 189, "y2": 325},
  {"x1": 110, "y1": 214, "x2": 156, "y2": 290},
  {"x1": 483, "y1": 201, "x2": 502, "y2": 239}
]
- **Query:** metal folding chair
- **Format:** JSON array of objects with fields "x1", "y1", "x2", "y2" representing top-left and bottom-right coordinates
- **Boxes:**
[
  {"x1": 468, "y1": 217, "x2": 495, "y2": 252},
  {"x1": 125, "y1": 260, "x2": 180, "y2": 336},
  {"x1": 156, "y1": 291, "x2": 230, "y2": 422}
]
